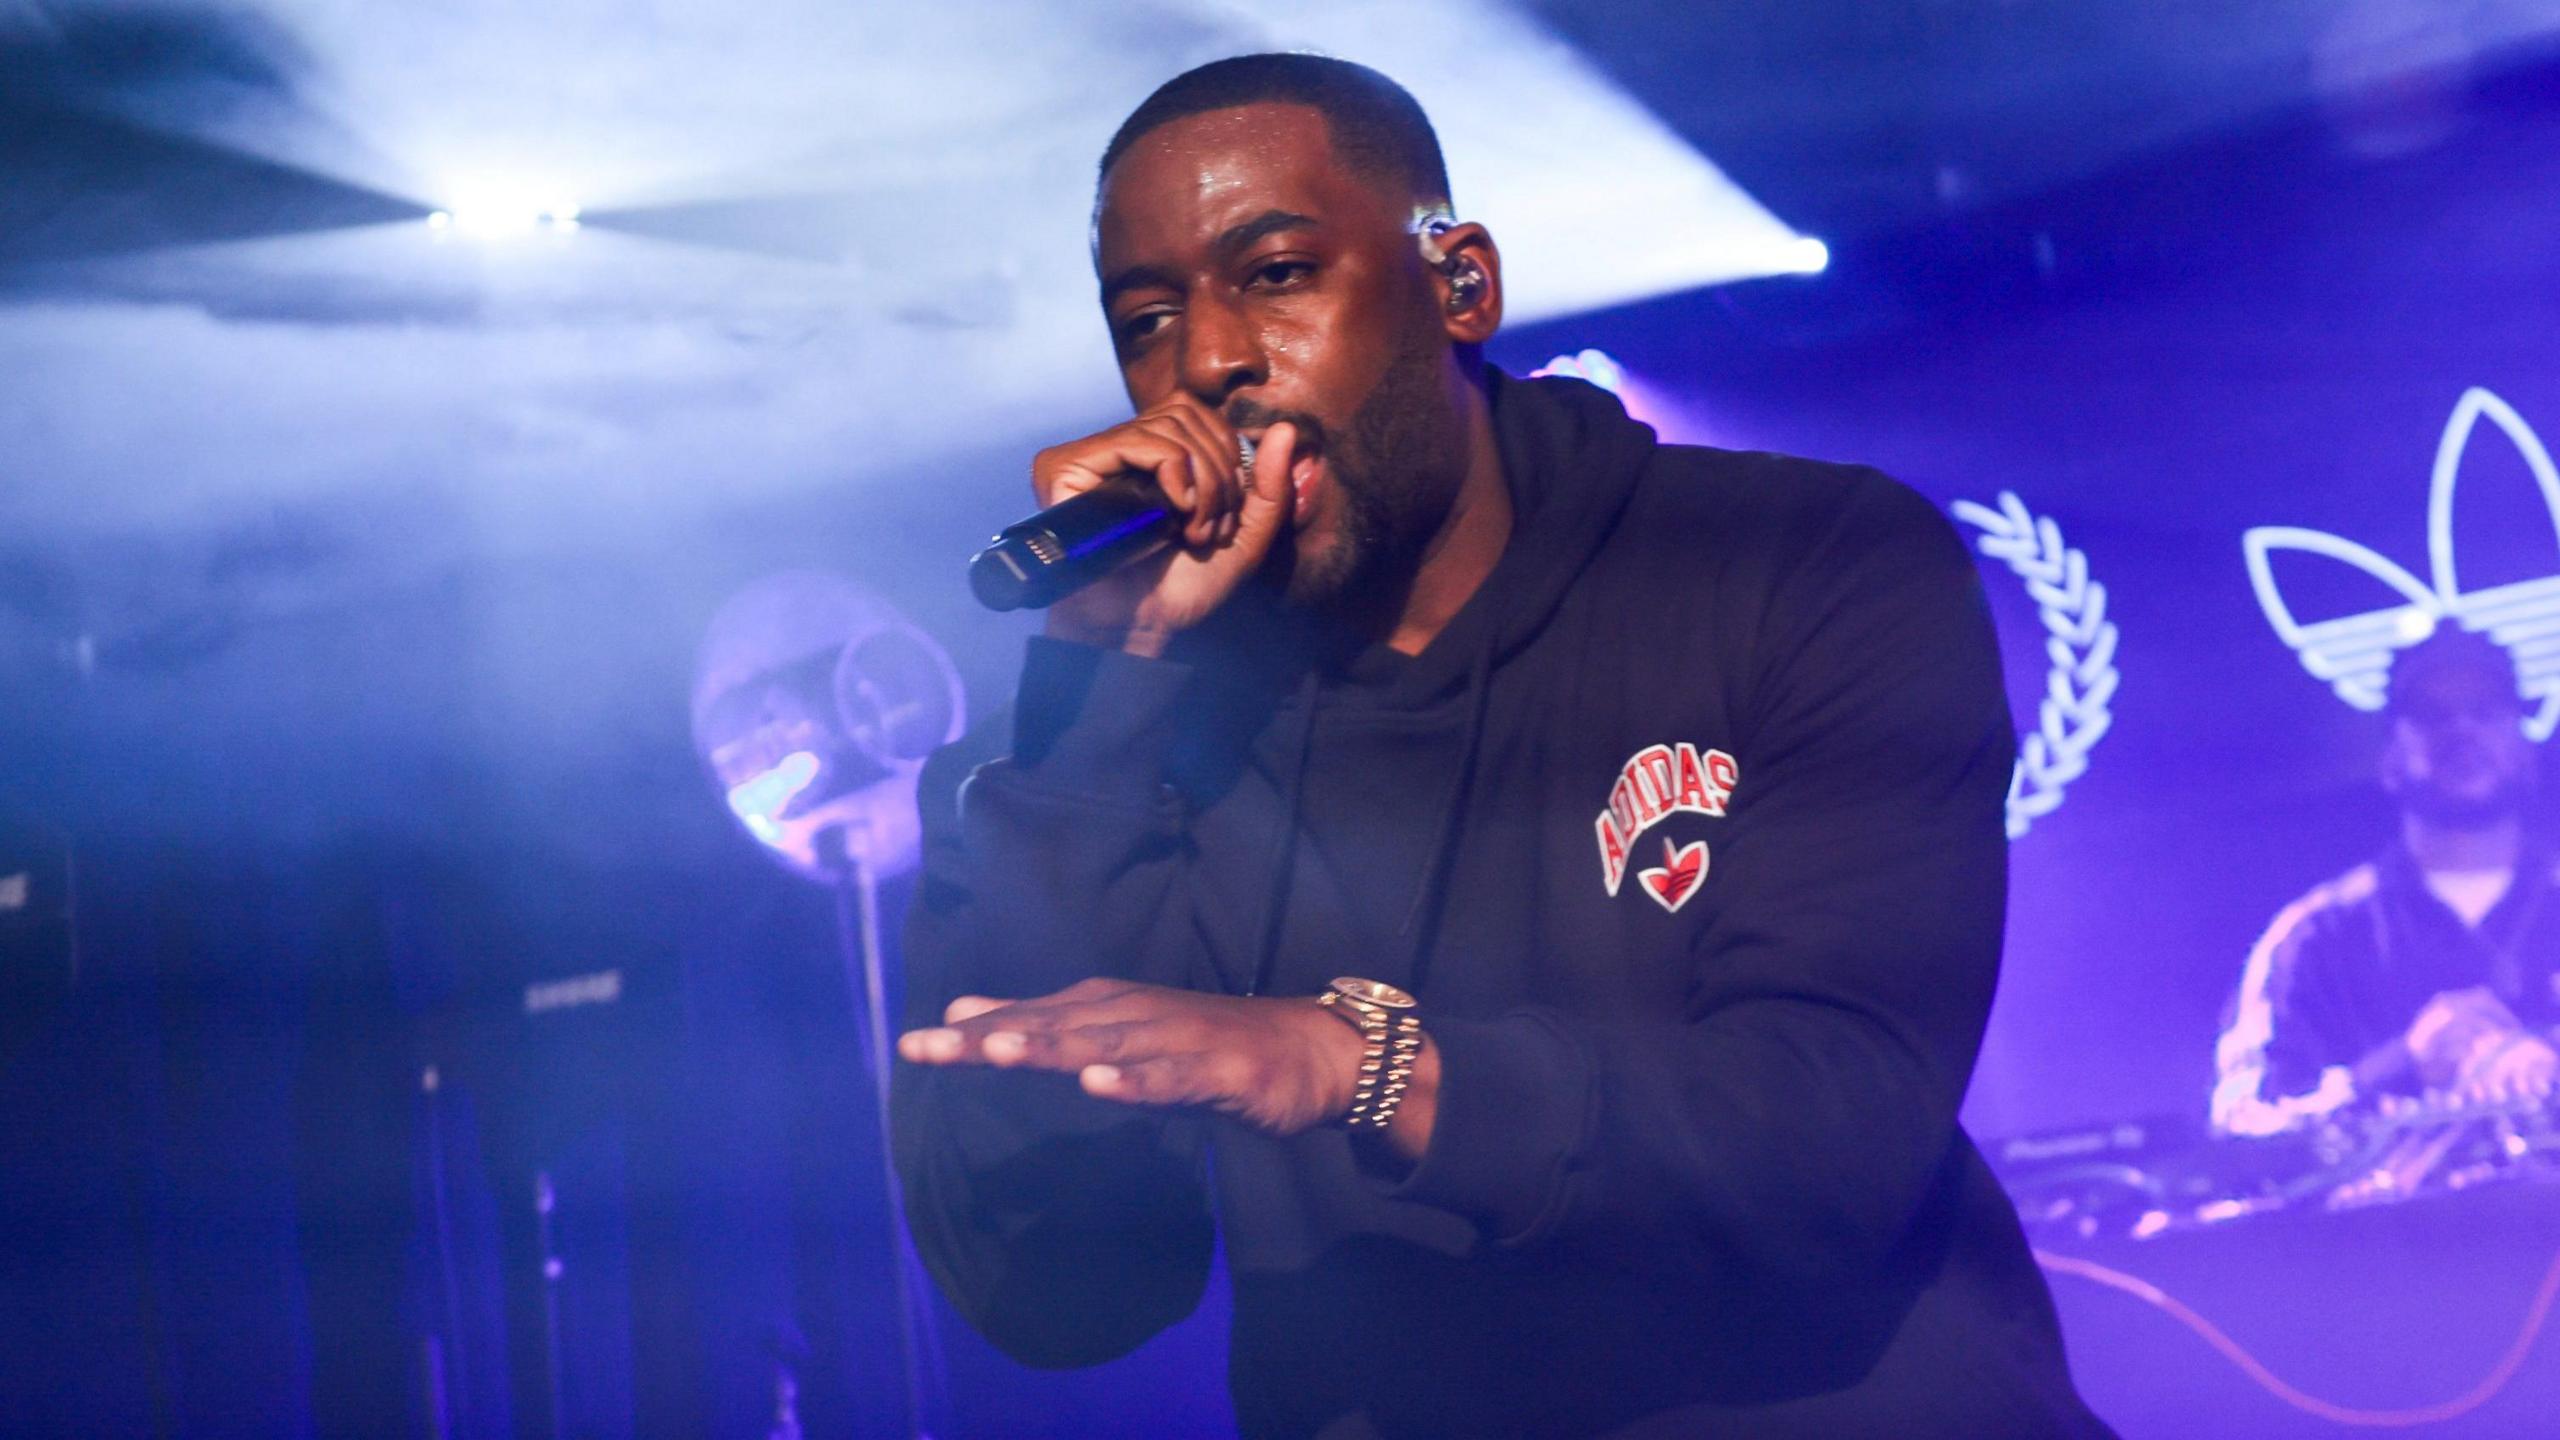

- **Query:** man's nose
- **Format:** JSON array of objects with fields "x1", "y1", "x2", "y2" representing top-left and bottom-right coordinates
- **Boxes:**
[{"x1": 1177, "y1": 295, "x2": 1267, "y2": 407}]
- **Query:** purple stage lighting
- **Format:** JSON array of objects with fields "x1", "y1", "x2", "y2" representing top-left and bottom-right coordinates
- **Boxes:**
[{"x1": 690, "y1": 572, "x2": 963, "y2": 883}]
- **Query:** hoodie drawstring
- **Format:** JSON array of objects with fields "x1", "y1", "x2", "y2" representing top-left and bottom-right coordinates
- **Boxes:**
[
  {"x1": 1241, "y1": 603, "x2": 1505, "y2": 1000},
  {"x1": 1244, "y1": 667, "x2": 1323, "y2": 997},
  {"x1": 1399, "y1": 620, "x2": 1501, "y2": 995}
]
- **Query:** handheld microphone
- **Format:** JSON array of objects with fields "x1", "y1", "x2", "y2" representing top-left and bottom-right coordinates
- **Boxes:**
[{"x1": 969, "y1": 435, "x2": 1256, "y2": 612}]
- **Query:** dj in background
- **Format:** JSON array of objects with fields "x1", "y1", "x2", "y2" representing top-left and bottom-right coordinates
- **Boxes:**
[{"x1": 2215, "y1": 628, "x2": 2560, "y2": 1136}]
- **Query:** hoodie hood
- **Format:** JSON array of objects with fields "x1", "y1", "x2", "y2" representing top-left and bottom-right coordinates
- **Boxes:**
[{"x1": 1346, "y1": 367, "x2": 1657, "y2": 703}]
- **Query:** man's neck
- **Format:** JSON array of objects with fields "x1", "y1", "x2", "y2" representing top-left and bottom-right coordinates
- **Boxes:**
[
  {"x1": 2403, "y1": 811, "x2": 2524, "y2": 874},
  {"x1": 1383, "y1": 393, "x2": 1511, "y2": 657}
]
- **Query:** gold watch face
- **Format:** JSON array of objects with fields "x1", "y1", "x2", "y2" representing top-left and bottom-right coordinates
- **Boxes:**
[{"x1": 1330, "y1": 976, "x2": 1416, "y2": 1009}]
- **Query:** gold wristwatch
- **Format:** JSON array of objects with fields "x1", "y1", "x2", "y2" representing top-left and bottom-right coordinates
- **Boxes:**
[{"x1": 1317, "y1": 977, "x2": 1423, "y2": 1131}]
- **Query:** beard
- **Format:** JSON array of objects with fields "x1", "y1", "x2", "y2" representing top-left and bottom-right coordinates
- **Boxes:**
[
  {"x1": 2392, "y1": 732, "x2": 2536, "y2": 827},
  {"x1": 1229, "y1": 315, "x2": 1467, "y2": 614},
  {"x1": 2402, "y1": 771, "x2": 2534, "y2": 830}
]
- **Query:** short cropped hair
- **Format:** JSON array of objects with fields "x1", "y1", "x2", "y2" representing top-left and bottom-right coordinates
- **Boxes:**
[
  {"x1": 1098, "y1": 53, "x2": 1453, "y2": 213},
  {"x1": 2387, "y1": 626, "x2": 2524, "y2": 716}
]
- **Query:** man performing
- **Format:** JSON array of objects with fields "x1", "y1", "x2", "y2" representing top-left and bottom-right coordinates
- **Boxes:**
[
  {"x1": 2215, "y1": 628, "x2": 2560, "y2": 1138},
  {"x1": 892, "y1": 53, "x2": 2109, "y2": 1438}
]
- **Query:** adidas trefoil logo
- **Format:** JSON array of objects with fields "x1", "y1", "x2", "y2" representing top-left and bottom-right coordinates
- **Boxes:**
[{"x1": 2244, "y1": 388, "x2": 2560, "y2": 740}]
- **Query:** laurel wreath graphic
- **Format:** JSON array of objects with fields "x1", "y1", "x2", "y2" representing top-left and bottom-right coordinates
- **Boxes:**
[{"x1": 1949, "y1": 492, "x2": 2119, "y2": 839}]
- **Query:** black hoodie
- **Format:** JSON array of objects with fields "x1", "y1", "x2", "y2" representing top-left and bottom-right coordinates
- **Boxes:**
[{"x1": 894, "y1": 370, "x2": 2112, "y2": 1439}]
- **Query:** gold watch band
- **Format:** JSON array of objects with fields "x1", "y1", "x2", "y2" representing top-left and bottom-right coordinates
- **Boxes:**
[{"x1": 1319, "y1": 982, "x2": 1423, "y2": 1131}]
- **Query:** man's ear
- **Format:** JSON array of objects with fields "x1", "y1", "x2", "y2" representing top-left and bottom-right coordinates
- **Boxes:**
[
  {"x1": 2379, "y1": 726, "x2": 2415, "y2": 797},
  {"x1": 1424, "y1": 221, "x2": 1502, "y2": 345}
]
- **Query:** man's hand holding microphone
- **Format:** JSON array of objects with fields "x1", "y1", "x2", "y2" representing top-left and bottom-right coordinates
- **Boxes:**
[{"x1": 975, "y1": 395, "x2": 1299, "y2": 658}]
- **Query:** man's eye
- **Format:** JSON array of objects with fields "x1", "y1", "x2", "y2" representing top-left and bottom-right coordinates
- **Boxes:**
[
  {"x1": 1249, "y1": 260, "x2": 1313, "y2": 288},
  {"x1": 1119, "y1": 311, "x2": 1173, "y2": 344}
]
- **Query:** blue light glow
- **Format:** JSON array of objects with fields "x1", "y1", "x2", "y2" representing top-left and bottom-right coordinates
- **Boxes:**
[
  {"x1": 725, "y1": 749, "x2": 822, "y2": 846},
  {"x1": 1532, "y1": 349, "x2": 1627, "y2": 394},
  {"x1": 430, "y1": 183, "x2": 584, "y2": 237}
]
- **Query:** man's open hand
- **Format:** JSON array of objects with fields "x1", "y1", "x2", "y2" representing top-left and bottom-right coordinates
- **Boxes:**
[{"x1": 897, "y1": 978, "x2": 1369, "y2": 1137}]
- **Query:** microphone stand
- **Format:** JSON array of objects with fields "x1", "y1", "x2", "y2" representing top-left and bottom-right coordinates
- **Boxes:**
[{"x1": 828, "y1": 828, "x2": 939, "y2": 1440}]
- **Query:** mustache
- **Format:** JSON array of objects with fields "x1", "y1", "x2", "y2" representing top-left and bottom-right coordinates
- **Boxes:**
[{"x1": 1226, "y1": 401, "x2": 1327, "y2": 453}]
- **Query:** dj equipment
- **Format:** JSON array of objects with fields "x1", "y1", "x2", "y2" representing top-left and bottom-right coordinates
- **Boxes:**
[
  {"x1": 1997, "y1": 1096, "x2": 2560, "y2": 1437},
  {"x1": 1993, "y1": 1086, "x2": 2560, "y2": 1240}
]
